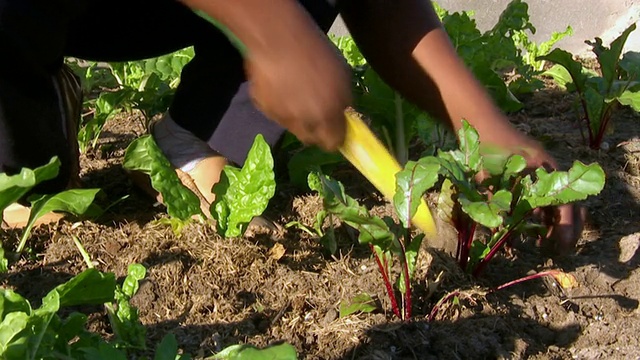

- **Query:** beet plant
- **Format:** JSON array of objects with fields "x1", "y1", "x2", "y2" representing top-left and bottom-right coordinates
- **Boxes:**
[
  {"x1": 538, "y1": 23, "x2": 640, "y2": 149},
  {"x1": 426, "y1": 120, "x2": 605, "y2": 276},
  {"x1": 309, "y1": 170, "x2": 437, "y2": 320},
  {"x1": 311, "y1": 120, "x2": 605, "y2": 319}
]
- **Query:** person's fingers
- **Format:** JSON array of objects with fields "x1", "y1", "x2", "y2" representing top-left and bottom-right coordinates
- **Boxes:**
[
  {"x1": 316, "y1": 112, "x2": 347, "y2": 151},
  {"x1": 538, "y1": 204, "x2": 586, "y2": 256}
]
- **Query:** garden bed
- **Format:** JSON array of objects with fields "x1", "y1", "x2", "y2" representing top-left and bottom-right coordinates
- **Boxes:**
[{"x1": 2, "y1": 83, "x2": 639, "y2": 359}]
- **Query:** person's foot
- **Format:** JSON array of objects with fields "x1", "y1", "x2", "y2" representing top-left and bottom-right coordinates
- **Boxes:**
[
  {"x1": 150, "y1": 114, "x2": 227, "y2": 205},
  {"x1": 135, "y1": 114, "x2": 277, "y2": 233}
]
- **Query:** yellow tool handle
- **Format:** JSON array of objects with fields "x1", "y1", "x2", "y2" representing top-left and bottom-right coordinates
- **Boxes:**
[{"x1": 339, "y1": 109, "x2": 437, "y2": 238}]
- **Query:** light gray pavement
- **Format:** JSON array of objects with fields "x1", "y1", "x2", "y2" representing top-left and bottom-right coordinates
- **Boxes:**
[{"x1": 329, "y1": 1, "x2": 640, "y2": 56}]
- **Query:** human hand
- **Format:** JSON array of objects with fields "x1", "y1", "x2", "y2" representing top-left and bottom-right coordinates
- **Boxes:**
[
  {"x1": 244, "y1": 36, "x2": 351, "y2": 152},
  {"x1": 488, "y1": 132, "x2": 586, "y2": 256}
]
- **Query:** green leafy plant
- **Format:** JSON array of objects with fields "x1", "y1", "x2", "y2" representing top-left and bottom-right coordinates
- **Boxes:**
[
  {"x1": 211, "y1": 134, "x2": 276, "y2": 238},
  {"x1": 123, "y1": 135, "x2": 203, "y2": 221},
  {"x1": 514, "y1": 25, "x2": 574, "y2": 71},
  {"x1": 424, "y1": 120, "x2": 605, "y2": 276},
  {"x1": 211, "y1": 343, "x2": 297, "y2": 360},
  {"x1": 0, "y1": 156, "x2": 101, "y2": 258},
  {"x1": 0, "y1": 268, "x2": 116, "y2": 359},
  {"x1": 311, "y1": 120, "x2": 604, "y2": 318},
  {"x1": 77, "y1": 90, "x2": 128, "y2": 153},
  {"x1": 338, "y1": 293, "x2": 377, "y2": 318},
  {"x1": 308, "y1": 167, "x2": 438, "y2": 320},
  {"x1": 434, "y1": 0, "x2": 525, "y2": 109},
  {"x1": 325, "y1": 1, "x2": 567, "y2": 168},
  {"x1": 0, "y1": 260, "x2": 290, "y2": 359},
  {"x1": 538, "y1": 23, "x2": 640, "y2": 149},
  {"x1": 15, "y1": 188, "x2": 101, "y2": 255},
  {"x1": 71, "y1": 48, "x2": 195, "y2": 153},
  {"x1": 285, "y1": 213, "x2": 337, "y2": 255},
  {"x1": 0, "y1": 157, "x2": 60, "y2": 224},
  {"x1": 104, "y1": 264, "x2": 147, "y2": 349}
]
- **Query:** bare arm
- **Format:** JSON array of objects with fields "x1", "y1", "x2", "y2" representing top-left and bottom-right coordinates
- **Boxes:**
[
  {"x1": 340, "y1": 0, "x2": 582, "y2": 254},
  {"x1": 339, "y1": 0, "x2": 535, "y2": 150},
  {"x1": 178, "y1": 0, "x2": 351, "y2": 150}
]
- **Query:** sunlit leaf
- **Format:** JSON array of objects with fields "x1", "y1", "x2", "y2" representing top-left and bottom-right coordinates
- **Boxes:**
[
  {"x1": 212, "y1": 135, "x2": 276, "y2": 238},
  {"x1": 212, "y1": 343, "x2": 298, "y2": 360},
  {"x1": 339, "y1": 293, "x2": 377, "y2": 317},
  {"x1": 123, "y1": 135, "x2": 202, "y2": 221},
  {"x1": 394, "y1": 159, "x2": 440, "y2": 228}
]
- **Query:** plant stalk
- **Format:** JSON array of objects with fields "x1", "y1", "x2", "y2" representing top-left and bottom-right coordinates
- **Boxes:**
[
  {"x1": 427, "y1": 290, "x2": 460, "y2": 321},
  {"x1": 398, "y1": 229, "x2": 412, "y2": 320},
  {"x1": 394, "y1": 92, "x2": 408, "y2": 166},
  {"x1": 472, "y1": 222, "x2": 520, "y2": 277},
  {"x1": 491, "y1": 270, "x2": 564, "y2": 292},
  {"x1": 370, "y1": 244, "x2": 401, "y2": 319}
]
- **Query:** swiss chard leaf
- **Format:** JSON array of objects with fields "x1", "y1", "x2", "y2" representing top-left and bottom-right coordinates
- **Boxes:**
[
  {"x1": 26, "y1": 291, "x2": 60, "y2": 359},
  {"x1": 110, "y1": 264, "x2": 147, "y2": 349},
  {"x1": 0, "y1": 290, "x2": 31, "y2": 321},
  {"x1": 397, "y1": 233, "x2": 425, "y2": 295},
  {"x1": 16, "y1": 189, "x2": 101, "y2": 254},
  {"x1": 525, "y1": 160, "x2": 605, "y2": 208},
  {"x1": 452, "y1": 120, "x2": 482, "y2": 172},
  {"x1": 0, "y1": 312, "x2": 30, "y2": 357},
  {"x1": 121, "y1": 264, "x2": 146, "y2": 298},
  {"x1": 584, "y1": 87, "x2": 606, "y2": 134},
  {"x1": 589, "y1": 23, "x2": 636, "y2": 86},
  {"x1": 618, "y1": 87, "x2": 640, "y2": 111},
  {"x1": 331, "y1": 35, "x2": 366, "y2": 67},
  {"x1": 54, "y1": 268, "x2": 116, "y2": 307},
  {"x1": 123, "y1": 135, "x2": 202, "y2": 220},
  {"x1": 459, "y1": 189, "x2": 513, "y2": 228},
  {"x1": 620, "y1": 51, "x2": 640, "y2": 79},
  {"x1": 394, "y1": 159, "x2": 440, "y2": 228},
  {"x1": 154, "y1": 333, "x2": 191, "y2": 360},
  {"x1": 468, "y1": 240, "x2": 491, "y2": 265},
  {"x1": 538, "y1": 49, "x2": 588, "y2": 91},
  {"x1": 501, "y1": 155, "x2": 527, "y2": 186},
  {"x1": 339, "y1": 293, "x2": 377, "y2": 318},
  {"x1": 310, "y1": 173, "x2": 394, "y2": 248},
  {"x1": 0, "y1": 250, "x2": 7, "y2": 274},
  {"x1": 0, "y1": 157, "x2": 60, "y2": 216},
  {"x1": 211, "y1": 343, "x2": 298, "y2": 360},
  {"x1": 211, "y1": 135, "x2": 276, "y2": 238}
]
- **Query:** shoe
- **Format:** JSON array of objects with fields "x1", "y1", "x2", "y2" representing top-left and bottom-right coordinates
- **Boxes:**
[{"x1": 1, "y1": 64, "x2": 83, "y2": 229}]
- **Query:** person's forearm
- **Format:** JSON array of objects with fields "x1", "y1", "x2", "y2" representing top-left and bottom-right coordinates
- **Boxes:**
[
  {"x1": 340, "y1": 0, "x2": 522, "y2": 147},
  {"x1": 179, "y1": 0, "x2": 326, "y2": 60}
]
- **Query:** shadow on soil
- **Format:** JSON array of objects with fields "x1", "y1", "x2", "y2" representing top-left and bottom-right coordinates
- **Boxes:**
[{"x1": 345, "y1": 317, "x2": 581, "y2": 360}]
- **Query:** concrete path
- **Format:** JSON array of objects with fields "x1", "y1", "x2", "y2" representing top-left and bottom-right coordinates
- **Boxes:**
[{"x1": 329, "y1": 1, "x2": 640, "y2": 56}]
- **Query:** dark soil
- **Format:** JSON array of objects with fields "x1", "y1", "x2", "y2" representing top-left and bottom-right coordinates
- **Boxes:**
[{"x1": 2, "y1": 84, "x2": 640, "y2": 360}]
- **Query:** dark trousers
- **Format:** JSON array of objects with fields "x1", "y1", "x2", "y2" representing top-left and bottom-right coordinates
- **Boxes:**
[{"x1": 0, "y1": 0, "x2": 338, "y2": 192}]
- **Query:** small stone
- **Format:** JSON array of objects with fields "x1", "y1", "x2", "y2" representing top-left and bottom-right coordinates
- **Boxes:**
[
  {"x1": 619, "y1": 233, "x2": 640, "y2": 264},
  {"x1": 321, "y1": 308, "x2": 338, "y2": 326}
]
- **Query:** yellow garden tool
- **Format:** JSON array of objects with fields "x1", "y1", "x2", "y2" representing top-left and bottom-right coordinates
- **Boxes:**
[
  {"x1": 196, "y1": 11, "x2": 438, "y2": 237},
  {"x1": 340, "y1": 109, "x2": 437, "y2": 238}
]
